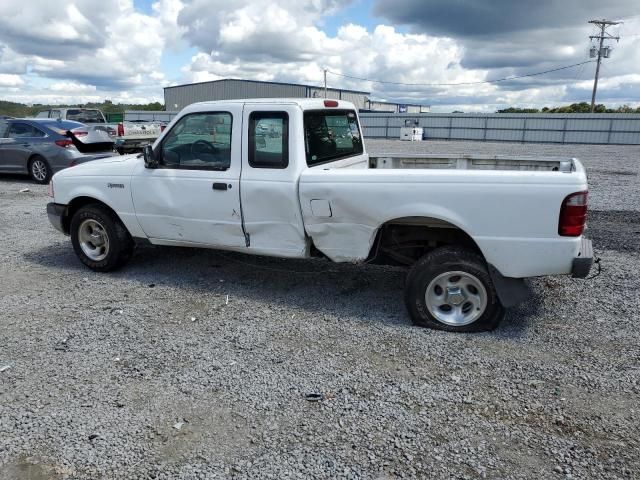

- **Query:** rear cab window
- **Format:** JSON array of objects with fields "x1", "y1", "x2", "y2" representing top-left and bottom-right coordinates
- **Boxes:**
[
  {"x1": 304, "y1": 109, "x2": 363, "y2": 166},
  {"x1": 65, "y1": 109, "x2": 105, "y2": 124}
]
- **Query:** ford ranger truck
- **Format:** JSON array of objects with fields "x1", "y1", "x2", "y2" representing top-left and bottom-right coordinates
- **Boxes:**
[{"x1": 46, "y1": 99, "x2": 593, "y2": 332}]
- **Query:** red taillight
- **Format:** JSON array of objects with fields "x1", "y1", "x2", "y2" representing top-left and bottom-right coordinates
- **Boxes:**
[
  {"x1": 559, "y1": 191, "x2": 588, "y2": 237},
  {"x1": 160, "y1": 125, "x2": 166, "y2": 132},
  {"x1": 55, "y1": 139, "x2": 73, "y2": 148},
  {"x1": 324, "y1": 100, "x2": 339, "y2": 107},
  {"x1": 72, "y1": 130, "x2": 88, "y2": 137},
  {"x1": 47, "y1": 181, "x2": 54, "y2": 198},
  {"x1": 117, "y1": 122, "x2": 124, "y2": 136}
]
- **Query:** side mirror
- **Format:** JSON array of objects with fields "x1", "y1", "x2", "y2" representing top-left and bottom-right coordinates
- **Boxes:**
[{"x1": 143, "y1": 144, "x2": 158, "y2": 168}]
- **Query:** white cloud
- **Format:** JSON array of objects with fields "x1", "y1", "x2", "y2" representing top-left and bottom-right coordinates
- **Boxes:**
[
  {"x1": 0, "y1": 0, "x2": 638, "y2": 110},
  {"x1": 0, "y1": 74, "x2": 24, "y2": 87},
  {"x1": 0, "y1": 0, "x2": 182, "y2": 104},
  {"x1": 49, "y1": 81, "x2": 97, "y2": 93}
]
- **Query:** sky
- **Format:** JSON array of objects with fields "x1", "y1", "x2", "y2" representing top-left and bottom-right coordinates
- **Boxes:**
[{"x1": 0, "y1": 0, "x2": 638, "y2": 112}]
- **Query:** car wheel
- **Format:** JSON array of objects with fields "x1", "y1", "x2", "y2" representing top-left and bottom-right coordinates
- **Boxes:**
[
  {"x1": 70, "y1": 204, "x2": 134, "y2": 272},
  {"x1": 404, "y1": 246, "x2": 505, "y2": 332},
  {"x1": 29, "y1": 155, "x2": 52, "y2": 184}
]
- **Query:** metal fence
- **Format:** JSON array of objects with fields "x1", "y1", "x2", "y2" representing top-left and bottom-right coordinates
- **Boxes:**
[
  {"x1": 359, "y1": 113, "x2": 640, "y2": 145},
  {"x1": 124, "y1": 110, "x2": 178, "y2": 122},
  {"x1": 123, "y1": 110, "x2": 640, "y2": 145}
]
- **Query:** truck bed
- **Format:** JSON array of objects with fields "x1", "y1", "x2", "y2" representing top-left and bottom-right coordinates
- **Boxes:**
[{"x1": 369, "y1": 154, "x2": 575, "y2": 172}]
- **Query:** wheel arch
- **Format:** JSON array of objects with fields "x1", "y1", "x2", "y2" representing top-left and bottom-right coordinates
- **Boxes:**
[
  {"x1": 61, "y1": 196, "x2": 123, "y2": 235},
  {"x1": 367, "y1": 215, "x2": 486, "y2": 267}
]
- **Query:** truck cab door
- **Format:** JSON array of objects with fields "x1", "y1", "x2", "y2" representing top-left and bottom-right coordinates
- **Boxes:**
[
  {"x1": 131, "y1": 107, "x2": 246, "y2": 248},
  {"x1": 240, "y1": 104, "x2": 308, "y2": 258}
]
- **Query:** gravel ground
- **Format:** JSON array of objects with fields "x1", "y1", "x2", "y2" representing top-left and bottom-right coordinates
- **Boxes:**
[{"x1": 1, "y1": 140, "x2": 639, "y2": 480}]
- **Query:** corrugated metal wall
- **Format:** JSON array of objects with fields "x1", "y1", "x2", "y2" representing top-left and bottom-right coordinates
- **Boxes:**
[
  {"x1": 165, "y1": 80, "x2": 307, "y2": 110},
  {"x1": 359, "y1": 113, "x2": 640, "y2": 145},
  {"x1": 124, "y1": 110, "x2": 178, "y2": 122},
  {"x1": 164, "y1": 80, "x2": 369, "y2": 110}
]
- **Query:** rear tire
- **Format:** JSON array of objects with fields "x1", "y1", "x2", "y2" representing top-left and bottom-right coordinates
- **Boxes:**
[
  {"x1": 70, "y1": 204, "x2": 134, "y2": 272},
  {"x1": 404, "y1": 246, "x2": 505, "y2": 332},
  {"x1": 28, "y1": 155, "x2": 52, "y2": 184}
]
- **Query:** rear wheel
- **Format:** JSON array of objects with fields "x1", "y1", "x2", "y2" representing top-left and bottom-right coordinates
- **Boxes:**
[
  {"x1": 29, "y1": 155, "x2": 51, "y2": 184},
  {"x1": 404, "y1": 246, "x2": 504, "y2": 332},
  {"x1": 70, "y1": 204, "x2": 134, "y2": 272}
]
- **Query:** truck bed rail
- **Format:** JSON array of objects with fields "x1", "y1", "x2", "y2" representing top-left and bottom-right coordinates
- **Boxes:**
[{"x1": 369, "y1": 154, "x2": 575, "y2": 172}]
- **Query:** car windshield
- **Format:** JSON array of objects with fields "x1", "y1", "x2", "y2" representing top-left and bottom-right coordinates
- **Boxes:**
[
  {"x1": 65, "y1": 109, "x2": 105, "y2": 123},
  {"x1": 304, "y1": 110, "x2": 363, "y2": 166}
]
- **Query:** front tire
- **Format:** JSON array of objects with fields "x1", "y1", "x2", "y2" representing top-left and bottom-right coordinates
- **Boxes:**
[
  {"x1": 29, "y1": 155, "x2": 52, "y2": 184},
  {"x1": 70, "y1": 205, "x2": 134, "y2": 272},
  {"x1": 404, "y1": 246, "x2": 505, "y2": 332}
]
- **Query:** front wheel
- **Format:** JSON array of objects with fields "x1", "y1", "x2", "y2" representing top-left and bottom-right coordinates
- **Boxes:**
[
  {"x1": 404, "y1": 246, "x2": 505, "y2": 332},
  {"x1": 70, "y1": 205, "x2": 134, "y2": 272}
]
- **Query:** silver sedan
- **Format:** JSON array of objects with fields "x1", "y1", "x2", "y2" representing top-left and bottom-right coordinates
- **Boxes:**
[{"x1": 0, "y1": 118, "x2": 116, "y2": 184}]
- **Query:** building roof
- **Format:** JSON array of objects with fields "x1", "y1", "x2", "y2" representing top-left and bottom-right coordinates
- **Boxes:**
[{"x1": 164, "y1": 78, "x2": 370, "y2": 95}]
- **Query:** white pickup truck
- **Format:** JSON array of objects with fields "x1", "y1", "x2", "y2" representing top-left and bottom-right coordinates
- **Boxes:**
[
  {"x1": 114, "y1": 121, "x2": 163, "y2": 155},
  {"x1": 46, "y1": 99, "x2": 593, "y2": 332}
]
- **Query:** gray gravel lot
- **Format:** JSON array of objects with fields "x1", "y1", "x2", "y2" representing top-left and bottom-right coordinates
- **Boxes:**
[{"x1": 1, "y1": 139, "x2": 639, "y2": 479}]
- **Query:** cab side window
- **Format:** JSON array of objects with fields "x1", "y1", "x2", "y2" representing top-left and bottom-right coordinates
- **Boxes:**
[
  {"x1": 248, "y1": 112, "x2": 288, "y2": 169},
  {"x1": 160, "y1": 112, "x2": 232, "y2": 171}
]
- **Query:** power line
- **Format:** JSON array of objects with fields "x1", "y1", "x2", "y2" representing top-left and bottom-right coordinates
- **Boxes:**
[{"x1": 325, "y1": 61, "x2": 595, "y2": 87}]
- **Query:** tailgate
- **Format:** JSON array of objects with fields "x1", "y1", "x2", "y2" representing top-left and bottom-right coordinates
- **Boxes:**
[{"x1": 123, "y1": 123, "x2": 161, "y2": 139}]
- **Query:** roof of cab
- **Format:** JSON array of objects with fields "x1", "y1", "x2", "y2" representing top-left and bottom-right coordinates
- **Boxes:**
[{"x1": 184, "y1": 98, "x2": 357, "y2": 111}]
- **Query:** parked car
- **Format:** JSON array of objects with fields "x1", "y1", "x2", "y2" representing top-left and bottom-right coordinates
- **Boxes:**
[
  {"x1": 0, "y1": 118, "x2": 116, "y2": 184},
  {"x1": 114, "y1": 121, "x2": 164, "y2": 155},
  {"x1": 37, "y1": 107, "x2": 117, "y2": 138},
  {"x1": 46, "y1": 99, "x2": 593, "y2": 332}
]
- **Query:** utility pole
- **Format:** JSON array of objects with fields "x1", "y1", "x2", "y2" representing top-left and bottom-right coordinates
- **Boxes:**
[
  {"x1": 589, "y1": 19, "x2": 620, "y2": 113},
  {"x1": 324, "y1": 69, "x2": 328, "y2": 98}
]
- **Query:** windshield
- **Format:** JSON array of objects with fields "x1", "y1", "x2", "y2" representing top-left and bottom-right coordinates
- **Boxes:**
[
  {"x1": 65, "y1": 109, "x2": 105, "y2": 124},
  {"x1": 304, "y1": 109, "x2": 363, "y2": 166}
]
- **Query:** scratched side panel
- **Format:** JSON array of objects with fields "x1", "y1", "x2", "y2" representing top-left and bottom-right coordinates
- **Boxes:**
[{"x1": 298, "y1": 167, "x2": 588, "y2": 277}]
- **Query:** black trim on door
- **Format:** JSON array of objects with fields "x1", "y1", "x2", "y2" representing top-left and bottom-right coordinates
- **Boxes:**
[{"x1": 248, "y1": 111, "x2": 289, "y2": 169}]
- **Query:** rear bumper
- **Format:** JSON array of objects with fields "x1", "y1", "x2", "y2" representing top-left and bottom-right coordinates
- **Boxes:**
[
  {"x1": 47, "y1": 202, "x2": 69, "y2": 235},
  {"x1": 115, "y1": 138, "x2": 154, "y2": 150},
  {"x1": 571, "y1": 237, "x2": 593, "y2": 278}
]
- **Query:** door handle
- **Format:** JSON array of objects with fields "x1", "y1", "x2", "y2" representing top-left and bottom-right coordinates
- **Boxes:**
[{"x1": 212, "y1": 182, "x2": 229, "y2": 191}]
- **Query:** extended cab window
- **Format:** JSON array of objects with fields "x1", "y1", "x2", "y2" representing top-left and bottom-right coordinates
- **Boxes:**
[
  {"x1": 304, "y1": 110, "x2": 363, "y2": 166},
  {"x1": 249, "y1": 112, "x2": 288, "y2": 169},
  {"x1": 160, "y1": 112, "x2": 232, "y2": 171}
]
